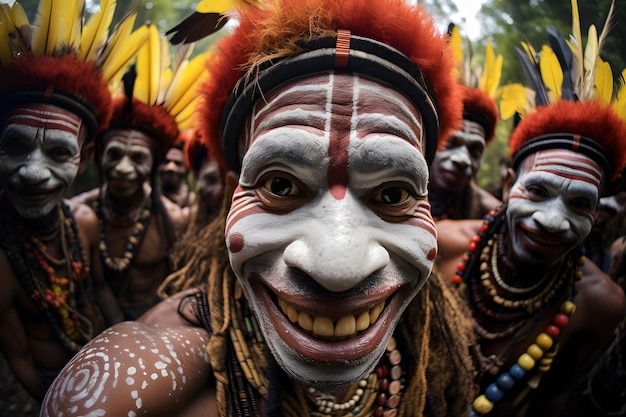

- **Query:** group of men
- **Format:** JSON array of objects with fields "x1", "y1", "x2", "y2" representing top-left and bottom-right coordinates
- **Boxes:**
[{"x1": 0, "y1": 0, "x2": 625, "y2": 416}]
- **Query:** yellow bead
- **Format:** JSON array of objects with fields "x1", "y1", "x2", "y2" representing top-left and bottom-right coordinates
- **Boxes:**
[
  {"x1": 535, "y1": 333, "x2": 553, "y2": 350},
  {"x1": 472, "y1": 395, "x2": 494, "y2": 414},
  {"x1": 518, "y1": 353, "x2": 536, "y2": 371},
  {"x1": 560, "y1": 301, "x2": 576, "y2": 315},
  {"x1": 527, "y1": 344, "x2": 544, "y2": 360}
]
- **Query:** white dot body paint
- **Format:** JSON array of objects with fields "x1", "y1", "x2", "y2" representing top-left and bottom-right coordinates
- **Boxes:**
[{"x1": 41, "y1": 322, "x2": 211, "y2": 416}]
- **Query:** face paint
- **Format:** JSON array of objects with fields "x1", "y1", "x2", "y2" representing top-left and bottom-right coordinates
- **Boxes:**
[
  {"x1": 159, "y1": 147, "x2": 187, "y2": 192},
  {"x1": 101, "y1": 129, "x2": 155, "y2": 198},
  {"x1": 430, "y1": 119, "x2": 486, "y2": 192},
  {"x1": 224, "y1": 72, "x2": 436, "y2": 389},
  {"x1": 0, "y1": 104, "x2": 85, "y2": 219},
  {"x1": 506, "y1": 148, "x2": 603, "y2": 268}
]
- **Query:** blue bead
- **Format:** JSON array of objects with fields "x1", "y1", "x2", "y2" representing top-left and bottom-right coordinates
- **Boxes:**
[
  {"x1": 468, "y1": 409, "x2": 480, "y2": 417},
  {"x1": 496, "y1": 373, "x2": 515, "y2": 390},
  {"x1": 509, "y1": 364, "x2": 525, "y2": 380},
  {"x1": 485, "y1": 383, "x2": 504, "y2": 402}
]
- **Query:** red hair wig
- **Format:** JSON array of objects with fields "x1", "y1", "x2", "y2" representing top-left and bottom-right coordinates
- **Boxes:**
[
  {"x1": 509, "y1": 100, "x2": 626, "y2": 183},
  {"x1": 102, "y1": 97, "x2": 180, "y2": 163},
  {"x1": 0, "y1": 53, "x2": 112, "y2": 141},
  {"x1": 459, "y1": 85, "x2": 499, "y2": 145},
  {"x1": 198, "y1": 0, "x2": 462, "y2": 175}
]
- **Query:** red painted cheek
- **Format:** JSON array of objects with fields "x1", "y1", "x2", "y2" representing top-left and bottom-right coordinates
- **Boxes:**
[
  {"x1": 427, "y1": 248, "x2": 437, "y2": 261},
  {"x1": 228, "y1": 233, "x2": 245, "y2": 253}
]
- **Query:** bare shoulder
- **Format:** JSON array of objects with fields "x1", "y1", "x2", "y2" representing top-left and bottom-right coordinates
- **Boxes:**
[
  {"x1": 41, "y1": 290, "x2": 212, "y2": 417},
  {"x1": 436, "y1": 218, "x2": 482, "y2": 258},
  {"x1": 574, "y1": 259, "x2": 625, "y2": 335},
  {"x1": 472, "y1": 183, "x2": 501, "y2": 213},
  {"x1": 161, "y1": 195, "x2": 187, "y2": 230},
  {"x1": 67, "y1": 188, "x2": 100, "y2": 211}
]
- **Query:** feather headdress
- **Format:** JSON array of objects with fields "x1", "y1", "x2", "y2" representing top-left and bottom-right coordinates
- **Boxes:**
[
  {"x1": 501, "y1": 0, "x2": 626, "y2": 192},
  {"x1": 447, "y1": 24, "x2": 502, "y2": 145},
  {"x1": 198, "y1": 0, "x2": 462, "y2": 175},
  {"x1": 104, "y1": 23, "x2": 212, "y2": 162},
  {"x1": 0, "y1": 0, "x2": 148, "y2": 139}
]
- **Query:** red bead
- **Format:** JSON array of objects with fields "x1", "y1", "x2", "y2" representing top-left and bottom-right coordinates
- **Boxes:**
[
  {"x1": 479, "y1": 223, "x2": 489, "y2": 233},
  {"x1": 377, "y1": 393, "x2": 387, "y2": 405},
  {"x1": 451, "y1": 274, "x2": 463, "y2": 285},
  {"x1": 456, "y1": 262, "x2": 466, "y2": 271},
  {"x1": 545, "y1": 325, "x2": 560, "y2": 338},
  {"x1": 468, "y1": 242, "x2": 477, "y2": 252},
  {"x1": 379, "y1": 378, "x2": 389, "y2": 392},
  {"x1": 552, "y1": 313, "x2": 569, "y2": 328},
  {"x1": 462, "y1": 254, "x2": 470, "y2": 262},
  {"x1": 471, "y1": 235, "x2": 481, "y2": 243},
  {"x1": 489, "y1": 210, "x2": 496, "y2": 216}
]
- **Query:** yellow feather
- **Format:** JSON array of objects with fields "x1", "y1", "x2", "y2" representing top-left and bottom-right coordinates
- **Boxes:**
[
  {"x1": 449, "y1": 25, "x2": 463, "y2": 72},
  {"x1": 99, "y1": 13, "x2": 147, "y2": 84},
  {"x1": 174, "y1": 101, "x2": 198, "y2": 131},
  {"x1": 134, "y1": 23, "x2": 161, "y2": 104},
  {"x1": 164, "y1": 51, "x2": 211, "y2": 115},
  {"x1": 520, "y1": 41, "x2": 537, "y2": 62},
  {"x1": 31, "y1": 0, "x2": 52, "y2": 55},
  {"x1": 582, "y1": 24, "x2": 598, "y2": 100},
  {"x1": 479, "y1": 41, "x2": 502, "y2": 99},
  {"x1": 499, "y1": 83, "x2": 528, "y2": 119},
  {"x1": 0, "y1": 8, "x2": 13, "y2": 65},
  {"x1": 67, "y1": 0, "x2": 84, "y2": 52},
  {"x1": 539, "y1": 45, "x2": 563, "y2": 101},
  {"x1": 159, "y1": 67, "x2": 173, "y2": 104},
  {"x1": 197, "y1": 0, "x2": 236, "y2": 14},
  {"x1": 9, "y1": 2, "x2": 30, "y2": 51},
  {"x1": 570, "y1": 0, "x2": 584, "y2": 98},
  {"x1": 611, "y1": 69, "x2": 626, "y2": 121},
  {"x1": 594, "y1": 57, "x2": 613, "y2": 105},
  {"x1": 80, "y1": 0, "x2": 117, "y2": 61}
]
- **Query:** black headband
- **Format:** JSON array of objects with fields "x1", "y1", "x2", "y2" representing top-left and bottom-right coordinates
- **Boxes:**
[
  {"x1": 219, "y1": 32, "x2": 441, "y2": 172},
  {"x1": 0, "y1": 90, "x2": 99, "y2": 142},
  {"x1": 512, "y1": 133, "x2": 617, "y2": 195}
]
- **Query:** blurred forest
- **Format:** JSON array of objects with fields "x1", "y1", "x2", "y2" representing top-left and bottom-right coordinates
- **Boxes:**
[{"x1": 11, "y1": 0, "x2": 625, "y2": 195}]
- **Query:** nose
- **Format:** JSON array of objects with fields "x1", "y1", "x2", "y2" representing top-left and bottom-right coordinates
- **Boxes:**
[
  {"x1": 449, "y1": 147, "x2": 471, "y2": 169},
  {"x1": 18, "y1": 151, "x2": 51, "y2": 184},
  {"x1": 283, "y1": 193, "x2": 390, "y2": 292},
  {"x1": 115, "y1": 155, "x2": 135, "y2": 176},
  {"x1": 532, "y1": 200, "x2": 570, "y2": 233}
]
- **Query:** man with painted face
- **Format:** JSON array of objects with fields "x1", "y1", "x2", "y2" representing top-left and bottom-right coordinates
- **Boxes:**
[
  {"x1": 41, "y1": 0, "x2": 479, "y2": 416},
  {"x1": 436, "y1": 18, "x2": 626, "y2": 416},
  {"x1": 69, "y1": 91, "x2": 187, "y2": 320},
  {"x1": 0, "y1": 22, "x2": 127, "y2": 406},
  {"x1": 159, "y1": 140, "x2": 197, "y2": 210}
]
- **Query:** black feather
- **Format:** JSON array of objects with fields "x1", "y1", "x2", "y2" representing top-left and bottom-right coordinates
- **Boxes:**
[
  {"x1": 515, "y1": 46, "x2": 550, "y2": 106},
  {"x1": 166, "y1": 12, "x2": 228, "y2": 45},
  {"x1": 122, "y1": 64, "x2": 137, "y2": 116},
  {"x1": 546, "y1": 25, "x2": 575, "y2": 100}
]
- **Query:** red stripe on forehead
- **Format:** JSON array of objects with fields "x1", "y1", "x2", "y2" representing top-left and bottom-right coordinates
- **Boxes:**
[
  {"x1": 8, "y1": 105, "x2": 82, "y2": 135},
  {"x1": 531, "y1": 152, "x2": 603, "y2": 186},
  {"x1": 327, "y1": 75, "x2": 352, "y2": 200}
]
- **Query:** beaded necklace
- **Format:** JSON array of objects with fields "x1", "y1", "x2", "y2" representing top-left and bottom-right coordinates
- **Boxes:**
[
  {"x1": 226, "y1": 286, "x2": 405, "y2": 417},
  {"x1": 451, "y1": 208, "x2": 583, "y2": 415},
  {"x1": 0, "y1": 199, "x2": 94, "y2": 353},
  {"x1": 95, "y1": 195, "x2": 152, "y2": 273}
]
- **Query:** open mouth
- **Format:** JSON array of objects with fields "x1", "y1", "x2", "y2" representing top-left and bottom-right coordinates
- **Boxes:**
[
  {"x1": 520, "y1": 225, "x2": 574, "y2": 247},
  {"x1": 278, "y1": 297, "x2": 385, "y2": 341}
]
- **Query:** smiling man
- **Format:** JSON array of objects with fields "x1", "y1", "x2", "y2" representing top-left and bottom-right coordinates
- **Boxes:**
[
  {"x1": 436, "y1": 99, "x2": 626, "y2": 416},
  {"x1": 40, "y1": 0, "x2": 481, "y2": 416}
]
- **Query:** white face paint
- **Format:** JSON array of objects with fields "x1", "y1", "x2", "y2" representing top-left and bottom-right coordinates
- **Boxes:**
[
  {"x1": 506, "y1": 148, "x2": 603, "y2": 268},
  {"x1": 101, "y1": 130, "x2": 155, "y2": 198},
  {"x1": 224, "y1": 72, "x2": 436, "y2": 390},
  {"x1": 430, "y1": 119, "x2": 486, "y2": 192},
  {"x1": 0, "y1": 104, "x2": 84, "y2": 218}
]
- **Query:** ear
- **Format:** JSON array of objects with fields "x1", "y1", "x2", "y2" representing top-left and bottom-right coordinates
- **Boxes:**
[
  {"x1": 501, "y1": 167, "x2": 516, "y2": 202},
  {"x1": 78, "y1": 142, "x2": 95, "y2": 176}
]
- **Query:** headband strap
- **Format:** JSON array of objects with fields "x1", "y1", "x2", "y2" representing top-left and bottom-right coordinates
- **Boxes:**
[{"x1": 219, "y1": 32, "x2": 440, "y2": 172}]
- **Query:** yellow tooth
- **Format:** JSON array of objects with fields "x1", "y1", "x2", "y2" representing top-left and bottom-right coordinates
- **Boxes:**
[
  {"x1": 313, "y1": 316, "x2": 334, "y2": 337},
  {"x1": 298, "y1": 312, "x2": 314, "y2": 331},
  {"x1": 287, "y1": 305, "x2": 299, "y2": 323},
  {"x1": 335, "y1": 315, "x2": 356, "y2": 337},
  {"x1": 369, "y1": 302, "x2": 383, "y2": 323},
  {"x1": 356, "y1": 311, "x2": 371, "y2": 331},
  {"x1": 278, "y1": 298, "x2": 286, "y2": 312}
]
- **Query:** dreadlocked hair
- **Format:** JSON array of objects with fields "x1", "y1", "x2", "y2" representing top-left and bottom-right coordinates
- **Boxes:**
[{"x1": 160, "y1": 176, "x2": 479, "y2": 416}]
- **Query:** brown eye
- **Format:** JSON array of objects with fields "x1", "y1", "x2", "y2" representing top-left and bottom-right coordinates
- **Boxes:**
[
  {"x1": 263, "y1": 175, "x2": 300, "y2": 197},
  {"x1": 377, "y1": 186, "x2": 409, "y2": 204}
]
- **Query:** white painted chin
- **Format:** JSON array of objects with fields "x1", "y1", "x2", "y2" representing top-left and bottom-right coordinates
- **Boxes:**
[{"x1": 248, "y1": 285, "x2": 407, "y2": 391}]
